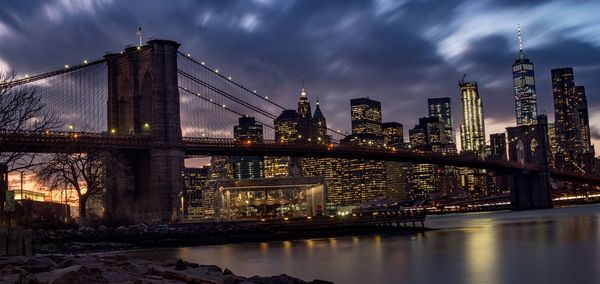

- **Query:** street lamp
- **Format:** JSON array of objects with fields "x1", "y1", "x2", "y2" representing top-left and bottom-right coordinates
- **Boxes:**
[{"x1": 19, "y1": 171, "x2": 26, "y2": 201}]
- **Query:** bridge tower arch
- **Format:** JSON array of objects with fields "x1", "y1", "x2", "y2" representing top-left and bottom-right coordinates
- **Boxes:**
[
  {"x1": 104, "y1": 40, "x2": 184, "y2": 224},
  {"x1": 507, "y1": 123, "x2": 553, "y2": 210}
]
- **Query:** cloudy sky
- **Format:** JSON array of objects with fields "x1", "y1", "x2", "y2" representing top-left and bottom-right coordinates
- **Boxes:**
[{"x1": 1, "y1": 0, "x2": 600, "y2": 152}]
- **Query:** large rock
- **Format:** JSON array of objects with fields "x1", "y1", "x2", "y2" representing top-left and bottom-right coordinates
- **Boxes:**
[
  {"x1": 248, "y1": 274, "x2": 309, "y2": 284},
  {"x1": 23, "y1": 256, "x2": 57, "y2": 273},
  {"x1": 2, "y1": 255, "x2": 333, "y2": 284},
  {"x1": 36, "y1": 265, "x2": 107, "y2": 284}
]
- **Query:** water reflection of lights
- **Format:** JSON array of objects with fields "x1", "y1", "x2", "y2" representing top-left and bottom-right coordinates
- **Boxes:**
[{"x1": 466, "y1": 224, "x2": 498, "y2": 284}]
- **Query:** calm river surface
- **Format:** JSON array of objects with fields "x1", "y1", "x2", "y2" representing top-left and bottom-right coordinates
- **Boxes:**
[{"x1": 124, "y1": 205, "x2": 600, "y2": 284}]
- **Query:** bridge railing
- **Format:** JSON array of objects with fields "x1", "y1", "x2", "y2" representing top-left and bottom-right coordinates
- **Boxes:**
[
  {"x1": 0, "y1": 130, "x2": 151, "y2": 148},
  {"x1": 181, "y1": 137, "x2": 542, "y2": 172}
]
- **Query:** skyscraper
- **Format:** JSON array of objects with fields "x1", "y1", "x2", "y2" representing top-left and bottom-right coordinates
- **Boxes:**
[
  {"x1": 459, "y1": 79, "x2": 486, "y2": 157},
  {"x1": 351, "y1": 98, "x2": 382, "y2": 135},
  {"x1": 313, "y1": 99, "x2": 330, "y2": 144},
  {"x1": 575, "y1": 86, "x2": 592, "y2": 155},
  {"x1": 274, "y1": 110, "x2": 300, "y2": 143},
  {"x1": 551, "y1": 68, "x2": 594, "y2": 173},
  {"x1": 233, "y1": 116, "x2": 264, "y2": 179},
  {"x1": 381, "y1": 122, "x2": 408, "y2": 202},
  {"x1": 489, "y1": 133, "x2": 507, "y2": 160},
  {"x1": 513, "y1": 25, "x2": 538, "y2": 126},
  {"x1": 270, "y1": 110, "x2": 300, "y2": 178},
  {"x1": 297, "y1": 88, "x2": 313, "y2": 142},
  {"x1": 428, "y1": 97, "x2": 455, "y2": 147},
  {"x1": 233, "y1": 116, "x2": 263, "y2": 143},
  {"x1": 381, "y1": 122, "x2": 404, "y2": 147},
  {"x1": 183, "y1": 167, "x2": 209, "y2": 220},
  {"x1": 552, "y1": 67, "x2": 578, "y2": 155},
  {"x1": 408, "y1": 117, "x2": 453, "y2": 199}
]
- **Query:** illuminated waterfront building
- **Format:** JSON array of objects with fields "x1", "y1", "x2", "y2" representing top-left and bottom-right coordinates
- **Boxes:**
[
  {"x1": 340, "y1": 157, "x2": 387, "y2": 205},
  {"x1": 513, "y1": 25, "x2": 538, "y2": 126},
  {"x1": 408, "y1": 117, "x2": 447, "y2": 198},
  {"x1": 183, "y1": 167, "x2": 209, "y2": 220},
  {"x1": 459, "y1": 79, "x2": 486, "y2": 158},
  {"x1": 209, "y1": 156, "x2": 234, "y2": 180},
  {"x1": 205, "y1": 177, "x2": 326, "y2": 221},
  {"x1": 264, "y1": 157, "x2": 292, "y2": 178},
  {"x1": 301, "y1": 157, "x2": 346, "y2": 204},
  {"x1": 333, "y1": 97, "x2": 387, "y2": 205},
  {"x1": 381, "y1": 121, "x2": 408, "y2": 201}
]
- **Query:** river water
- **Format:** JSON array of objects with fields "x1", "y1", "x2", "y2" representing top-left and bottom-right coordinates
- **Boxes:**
[{"x1": 124, "y1": 205, "x2": 600, "y2": 284}]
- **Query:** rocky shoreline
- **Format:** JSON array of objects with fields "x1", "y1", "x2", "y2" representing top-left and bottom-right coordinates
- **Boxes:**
[
  {"x1": 0, "y1": 254, "x2": 332, "y2": 283},
  {"x1": 33, "y1": 222, "x2": 428, "y2": 254}
]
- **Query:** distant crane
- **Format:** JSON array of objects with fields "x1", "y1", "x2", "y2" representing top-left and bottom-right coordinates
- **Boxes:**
[{"x1": 459, "y1": 74, "x2": 467, "y2": 85}]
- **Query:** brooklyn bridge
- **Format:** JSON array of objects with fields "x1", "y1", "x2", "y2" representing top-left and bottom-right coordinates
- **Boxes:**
[{"x1": 1, "y1": 39, "x2": 598, "y2": 223}]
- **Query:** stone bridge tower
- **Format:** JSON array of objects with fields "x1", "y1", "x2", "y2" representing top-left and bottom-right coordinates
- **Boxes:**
[
  {"x1": 507, "y1": 123, "x2": 553, "y2": 210},
  {"x1": 104, "y1": 40, "x2": 184, "y2": 224}
]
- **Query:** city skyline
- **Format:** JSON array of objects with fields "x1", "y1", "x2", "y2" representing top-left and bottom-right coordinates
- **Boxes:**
[{"x1": 1, "y1": 1, "x2": 600, "y2": 154}]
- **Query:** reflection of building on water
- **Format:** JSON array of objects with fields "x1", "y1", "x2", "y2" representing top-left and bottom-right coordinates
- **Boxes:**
[{"x1": 197, "y1": 177, "x2": 326, "y2": 221}]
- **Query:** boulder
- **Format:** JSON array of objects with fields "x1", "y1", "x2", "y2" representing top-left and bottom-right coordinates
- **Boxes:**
[
  {"x1": 223, "y1": 268, "x2": 234, "y2": 275},
  {"x1": 248, "y1": 274, "x2": 309, "y2": 284},
  {"x1": 23, "y1": 257, "x2": 57, "y2": 273},
  {"x1": 175, "y1": 259, "x2": 187, "y2": 271},
  {"x1": 36, "y1": 265, "x2": 107, "y2": 284}
]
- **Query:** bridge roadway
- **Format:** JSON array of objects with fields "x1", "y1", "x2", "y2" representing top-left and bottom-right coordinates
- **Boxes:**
[{"x1": 1, "y1": 131, "x2": 599, "y2": 184}]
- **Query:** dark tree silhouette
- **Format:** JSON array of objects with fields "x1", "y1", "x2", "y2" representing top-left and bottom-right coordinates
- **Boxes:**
[
  {"x1": 0, "y1": 70, "x2": 60, "y2": 171},
  {"x1": 1, "y1": 70, "x2": 60, "y2": 219},
  {"x1": 35, "y1": 151, "x2": 129, "y2": 223}
]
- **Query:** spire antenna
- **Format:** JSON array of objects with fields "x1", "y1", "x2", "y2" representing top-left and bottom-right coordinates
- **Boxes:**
[
  {"x1": 137, "y1": 27, "x2": 143, "y2": 47},
  {"x1": 301, "y1": 76, "x2": 305, "y2": 90},
  {"x1": 517, "y1": 24, "x2": 524, "y2": 59}
]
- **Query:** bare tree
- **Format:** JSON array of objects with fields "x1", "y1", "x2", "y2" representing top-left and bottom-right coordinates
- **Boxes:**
[
  {"x1": 35, "y1": 152, "x2": 111, "y2": 222},
  {"x1": 1, "y1": 70, "x2": 61, "y2": 221},
  {"x1": 0, "y1": 70, "x2": 60, "y2": 172}
]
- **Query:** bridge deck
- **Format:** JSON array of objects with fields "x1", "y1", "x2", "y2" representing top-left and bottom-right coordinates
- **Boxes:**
[{"x1": 1, "y1": 131, "x2": 599, "y2": 184}]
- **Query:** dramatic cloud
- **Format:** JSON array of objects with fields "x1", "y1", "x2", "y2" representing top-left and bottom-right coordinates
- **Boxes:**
[{"x1": 1, "y1": 0, "x2": 599, "y2": 153}]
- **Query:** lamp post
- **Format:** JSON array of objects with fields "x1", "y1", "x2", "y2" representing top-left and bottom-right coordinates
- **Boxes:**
[{"x1": 19, "y1": 171, "x2": 25, "y2": 201}]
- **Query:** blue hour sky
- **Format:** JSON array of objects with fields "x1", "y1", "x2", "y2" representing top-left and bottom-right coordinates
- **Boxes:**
[{"x1": 1, "y1": 0, "x2": 600, "y2": 152}]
